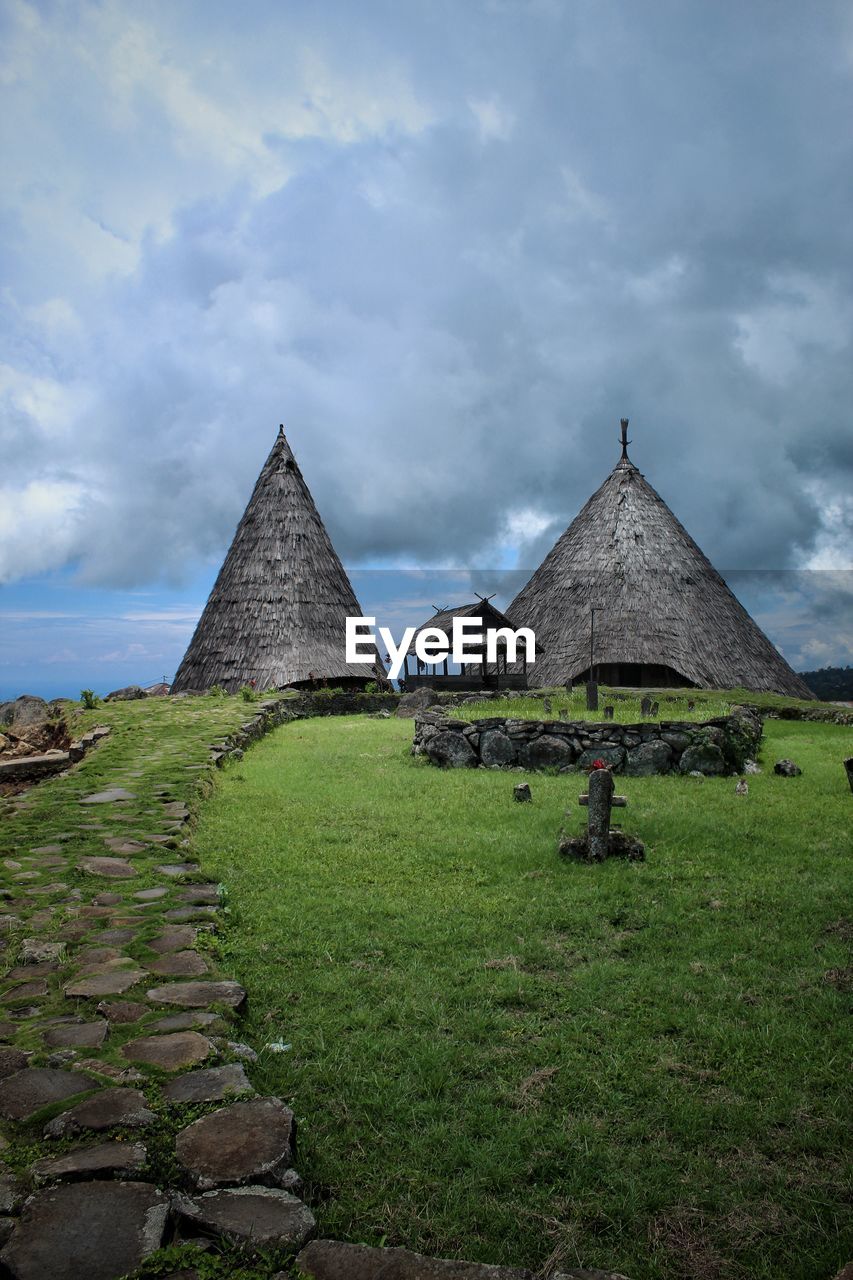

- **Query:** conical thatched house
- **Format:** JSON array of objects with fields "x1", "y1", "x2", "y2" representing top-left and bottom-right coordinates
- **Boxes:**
[
  {"x1": 172, "y1": 427, "x2": 385, "y2": 693},
  {"x1": 508, "y1": 421, "x2": 813, "y2": 698}
]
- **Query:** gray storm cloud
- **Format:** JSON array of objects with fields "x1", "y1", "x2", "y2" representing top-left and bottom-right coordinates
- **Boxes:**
[{"x1": 1, "y1": 0, "x2": 851, "y2": 588}]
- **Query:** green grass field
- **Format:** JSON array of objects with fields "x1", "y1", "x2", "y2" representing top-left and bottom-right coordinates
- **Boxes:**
[
  {"x1": 446, "y1": 684, "x2": 830, "y2": 726},
  {"x1": 193, "y1": 713, "x2": 853, "y2": 1280}
]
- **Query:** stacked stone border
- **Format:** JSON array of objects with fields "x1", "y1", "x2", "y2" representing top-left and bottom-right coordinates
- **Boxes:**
[
  {"x1": 412, "y1": 708, "x2": 764, "y2": 775},
  {"x1": 0, "y1": 724, "x2": 111, "y2": 788}
]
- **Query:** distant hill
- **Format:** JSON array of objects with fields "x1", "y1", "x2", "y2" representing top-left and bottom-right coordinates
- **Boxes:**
[{"x1": 799, "y1": 666, "x2": 853, "y2": 700}]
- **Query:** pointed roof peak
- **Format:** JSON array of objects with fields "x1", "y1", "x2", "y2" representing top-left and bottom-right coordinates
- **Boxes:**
[
  {"x1": 619, "y1": 417, "x2": 632, "y2": 462},
  {"x1": 271, "y1": 423, "x2": 296, "y2": 467}
]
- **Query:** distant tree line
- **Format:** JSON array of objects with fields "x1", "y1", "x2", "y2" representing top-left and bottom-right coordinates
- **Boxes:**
[{"x1": 799, "y1": 666, "x2": 853, "y2": 700}]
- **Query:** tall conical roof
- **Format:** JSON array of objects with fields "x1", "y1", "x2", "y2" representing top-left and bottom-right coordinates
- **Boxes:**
[
  {"x1": 172, "y1": 427, "x2": 384, "y2": 692},
  {"x1": 508, "y1": 425, "x2": 813, "y2": 698}
]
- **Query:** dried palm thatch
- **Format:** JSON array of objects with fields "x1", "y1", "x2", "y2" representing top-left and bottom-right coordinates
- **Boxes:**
[
  {"x1": 172, "y1": 428, "x2": 385, "y2": 692},
  {"x1": 507, "y1": 424, "x2": 814, "y2": 698}
]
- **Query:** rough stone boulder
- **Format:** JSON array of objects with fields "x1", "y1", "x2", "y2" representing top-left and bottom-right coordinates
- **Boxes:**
[
  {"x1": 577, "y1": 746, "x2": 626, "y2": 772},
  {"x1": 624, "y1": 741, "x2": 673, "y2": 776},
  {"x1": 519, "y1": 735, "x2": 574, "y2": 771},
  {"x1": 0, "y1": 696, "x2": 49, "y2": 731},
  {"x1": 679, "y1": 743, "x2": 727, "y2": 775},
  {"x1": 396, "y1": 688, "x2": 440, "y2": 718},
  {"x1": 104, "y1": 686, "x2": 148, "y2": 702},
  {"x1": 425, "y1": 730, "x2": 477, "y2": 768},
  {"x1": 480, "y1": 730, "x2": 517, "y2": 767},
  {"x1": 774, "y1": 758, "x2": 802, "y2": 777}
]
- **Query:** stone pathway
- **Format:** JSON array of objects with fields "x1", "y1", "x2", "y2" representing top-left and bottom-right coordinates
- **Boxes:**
[
  {"x1": 0, "y1": 696, "x2": 317, "y2": 1279},
  {"x1": 0, "y1": 692, "x2": 642, "y2": 1280}
]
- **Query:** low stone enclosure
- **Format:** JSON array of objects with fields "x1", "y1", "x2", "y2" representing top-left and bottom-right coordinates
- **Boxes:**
[{"x1": 412, "y1": 707, "x2": 764, "y2": 776}]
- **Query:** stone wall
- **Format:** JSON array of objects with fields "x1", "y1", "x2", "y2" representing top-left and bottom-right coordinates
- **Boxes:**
[
  {"x1": 412, "y1": 708, "x2": 763, "y2": 776},
  {"x1": 0, "y1": 725, "x2": 110, "y2": 787}
]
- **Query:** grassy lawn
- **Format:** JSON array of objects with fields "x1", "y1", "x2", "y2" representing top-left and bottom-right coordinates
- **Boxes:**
[
  {"x1": 445, "y1": 685, "x2": 830, "y2": 725},
  {"x1": 194, "y1": 713, "x2": 853, "y2": 1280}
]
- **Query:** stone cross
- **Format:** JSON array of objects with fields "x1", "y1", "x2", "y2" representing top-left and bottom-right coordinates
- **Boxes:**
[
  {"x1": 586, "y1": 680, "x2": 599, "y2": 712},
  {"x1": 578, "y1": 770, "x2": 627, "y2": 861},
  {"x1": 640, "y1": 695, "x2": 652, "y2": 717}
]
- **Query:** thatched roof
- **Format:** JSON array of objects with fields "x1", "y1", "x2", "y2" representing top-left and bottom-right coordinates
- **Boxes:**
[
  {"x1": 172, "y1": 427, "x2": 385, "y2": 692},
  {"x1": 507, "y1": 426, "x2": 814, "y2": 698},
  {"x1": 405, "y1": 600, "x2": 537, "y2": 656}
]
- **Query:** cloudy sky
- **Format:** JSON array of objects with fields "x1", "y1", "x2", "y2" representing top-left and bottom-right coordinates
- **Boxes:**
[{"x1": 1, "y1": 0, "x2": 852, "y2": 697}]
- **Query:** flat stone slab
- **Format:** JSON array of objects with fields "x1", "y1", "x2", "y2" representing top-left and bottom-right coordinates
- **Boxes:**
[
  {"x1": 146, "y1": 981, "x2": 246, "y2": 1010},
  {"x1": 147, "y1": 926, "x2": 197, "y2": 954},
  {"x1": 0, "y1": 1179, "x2": 169, "y2": 1280},
  {"x1": 80, "y1": 788, "x2": 137, "y2": 804},
  {"x1": 133, "y1": 888, "x2": 169, "y2": 901},
  {"x1": 179, "y1": 885, "x2": 220, "y2": 905},
  {"x1": 295, "y1": 1241, "x2": 539, "y2": 1279},
  {"x1": 31, "y1": 1140, "x2": 147, "y2": 1182},
  {"x1": 77, "y1": 946, "x2": 122, "y2": 965},
  {"x1": 80, "y1": 857, "x2": 137, "y2": 880},
  {"x1": 44, "y1": 1087, "x2": 156, "y2": 1137},
  {"x1": 96, "y1": 928, "x2": 137, "y2": 946},
  {"x1": 43, "y1": 1021, "x2": 108, "y2": 1049},
  {"x1": 157, "y1": 863, "x2": 198, "y2": 877},
  {"x1": 176, "y1": 1097, "x2": 293, "y2": 1188},
  {"x1": 97, "y1": 1000, "x2": 148, "y2": 1024},
  {"x1": 0, "y1": 1049, "x2": 28, "y2": 1080},
  {"x1": 173, "y1": 1186, "x2": 315, "y2": 1249},
  {"x1": 0, "y1": 1068, "x2": 95, "y2": 1121},
  {"x1": 104, "y1": 839, "x2": 148, "y2": 856},
  {"x1": 18, "y1": 936, "x2": 65, "y2": 957},
  {"x1": 163, "y1": 1063, "x2": 254, "y2": 1105},
  {"x1": 150, "y1": 1010, "x2": 220, "y2": 1033},
  {"x1": 1, "y1": 980, "x2": 48, "y2": 1004},
  {"x1": 145, "y1": 950, "x2": 209, "y2": 978},
  {"x1": 121, "y1": 1031, "x2": 212, "y2": 1071},
  {"x1": 65, "y1": 969, "x2": 145, "y2": 998},
  {"x1": 164, "y1": 906, "x2": 219, "y2": 922},
  {"x1": 0, "y1": 1064, "x2": 95, "y2": 1126}
]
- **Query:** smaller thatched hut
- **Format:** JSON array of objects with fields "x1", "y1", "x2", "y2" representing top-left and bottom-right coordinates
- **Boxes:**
[
  {"x1": 172, "y1": 427, "x2": 386, "y2": 693},
  {"x1": 401, "y1": 599, "x2": 536, "y2": 691}
]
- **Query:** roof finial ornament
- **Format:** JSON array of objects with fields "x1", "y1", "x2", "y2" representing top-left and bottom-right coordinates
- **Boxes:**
[{"x1": 620, "y1": 417, "x2": 631, "y2": 461}]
